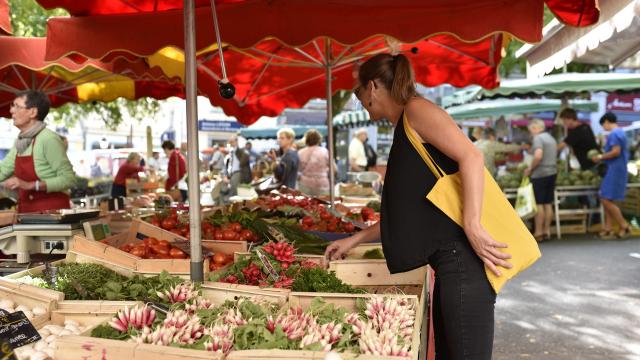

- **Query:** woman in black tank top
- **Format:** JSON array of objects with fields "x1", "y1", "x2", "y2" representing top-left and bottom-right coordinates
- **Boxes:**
[{"x1": 325, "y1": 54, "x2": 512, "y2": 360}]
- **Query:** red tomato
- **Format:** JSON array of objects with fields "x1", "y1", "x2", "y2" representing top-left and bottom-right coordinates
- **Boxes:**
[
  {"x1": 319, "y1": 211, "x2": 332, "y2": 221},
  {"x1": 229, "y1": 222, "x2": 243, "y2": 232},
  {"x1": 342, "y1": 222, "x2": 355, "y2": 233},
  {"x1": 222, "y1": 229, "x2": 238, "y2": 240},
  {"x1": 161, "y1": 218, "x2": 177, "y2": 230},
  {"x1": 152, "y1": 244, "x2": 170, "y2": 256},
  {"x1": 158, "y1": 240, "x2": 171, "y2": 247},
  {"x1": 119, "y1": 244, "x2": 133, "y2": 253},
  {"x1": 150, "y1": 218, "x2": 161, "y2": 227},
  {"x1": 213, "y1": 253, "x2": 227, "y2": 265},
  {"x1": 169, "y1": 247, "x2": 187, "y2": 259},
  {"x1": 143, "y1": 237, "x2": 159, "y2": 246},
  {"x1": 130, "y1": 247, "x2": 145, "y2": 258},
  {"x1": 301, "y1": 216, "x2": 315, "y2": 226}
]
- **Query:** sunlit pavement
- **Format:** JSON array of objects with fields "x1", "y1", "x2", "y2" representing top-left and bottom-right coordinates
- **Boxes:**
[{"x1": 493, "y1": 236, "x2": 640, "y2": 360}]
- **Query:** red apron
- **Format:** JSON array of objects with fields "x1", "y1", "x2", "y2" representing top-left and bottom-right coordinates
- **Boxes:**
[{"x1": 14, "y1": 138, "x2": 71, "y2": 213}]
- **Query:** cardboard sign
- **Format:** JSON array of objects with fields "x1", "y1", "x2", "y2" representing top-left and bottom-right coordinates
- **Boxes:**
[{"x1": 0, "y1": 310, "x2": 41, "y2": 350}]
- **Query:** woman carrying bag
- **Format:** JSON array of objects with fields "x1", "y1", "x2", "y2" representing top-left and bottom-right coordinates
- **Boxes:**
[{"x1": 325, "y1": 54, "x2": 514, "y2": 359}]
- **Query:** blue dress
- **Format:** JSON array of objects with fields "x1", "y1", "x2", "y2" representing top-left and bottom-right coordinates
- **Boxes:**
[{"x1": 600, "y1": 128, "x2": 628, "y2": 200}]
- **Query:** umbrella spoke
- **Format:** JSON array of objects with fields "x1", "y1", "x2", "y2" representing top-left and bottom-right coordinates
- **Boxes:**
[
  {"x1": 241, "y1": 54, "x2": 274, "y2": 105},
  {"x1": 11, "y1": 65, "x2": 29, "y2": 90},
  {"x1": 0, "y1": 82, "x2": 22, "y2": 93},
  {"x1": 312, "y1": 39, "x2": 327, "y2": 65},
  {"x1": 427, "y1": 38, "x2": 490, "y2": 66},
  {"x1": 37, "y1": 67, "x2": 57, "y2": 91},
  {"x1": 247, "y1": 47, "x2": 321, "y2": 67}
]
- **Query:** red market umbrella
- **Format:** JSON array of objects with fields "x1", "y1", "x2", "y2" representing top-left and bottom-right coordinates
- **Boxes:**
[
  {"x1": 42, "y1": 0, "x2": 550, "y2": 63},
  {"x1": 0, "y1": 37, "x2": 184, "y2": 118},
  {"x1": 0, "y1": 0, "x2": 11, "y2": 35},
  {"x1": 36, "y1": 0, "x2": 600, "y2": 25}
]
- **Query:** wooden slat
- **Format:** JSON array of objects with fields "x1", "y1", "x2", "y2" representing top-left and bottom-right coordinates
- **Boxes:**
[{"x1": 329, "y1": 259, "x2": 428, "y2": 286}]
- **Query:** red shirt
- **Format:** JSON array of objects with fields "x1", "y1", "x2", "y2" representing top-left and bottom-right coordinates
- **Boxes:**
[
  {"x1": 114, "y1": 162, "x2": 144, "y2": 186},
  {"x1": 165, "y1": 150, "x2": 186, "y2": 190}
]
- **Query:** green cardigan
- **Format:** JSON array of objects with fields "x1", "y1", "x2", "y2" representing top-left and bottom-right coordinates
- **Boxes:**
[{"x1": 0, "y1": 128, "x2": 76, "y2": 192}]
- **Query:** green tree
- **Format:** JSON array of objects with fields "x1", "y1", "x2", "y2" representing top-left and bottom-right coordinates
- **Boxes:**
[{"x1": 8, "y1": 0, "x2": 162, "y2": 130}]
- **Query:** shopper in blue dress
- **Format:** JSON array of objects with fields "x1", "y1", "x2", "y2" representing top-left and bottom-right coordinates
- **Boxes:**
[{"x1": 591, "y1": 112, "x2": 630, "y2": 238}]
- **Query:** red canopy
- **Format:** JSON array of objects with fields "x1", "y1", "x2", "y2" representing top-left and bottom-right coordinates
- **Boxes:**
[
  {"x1": 0, "y1": 37, "x2": 184, "y2": 117},
  {"x1": 190, "y1": 35, "x2": 503, "y2": 125},
  {"x1": 0, "y1": 0, "x2": 11, "y2": 35},
  {"x1": 44, "y1": 1, "x2": 546, "y2": 62},
  {"x1": 37, "y1": 0, "x2": 600, "y2": 28}
]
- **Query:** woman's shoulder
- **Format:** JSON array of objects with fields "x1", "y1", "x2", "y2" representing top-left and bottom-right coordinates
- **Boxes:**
[{"x1": 404, "y1": 97, "x2": 447, "y2": 124}]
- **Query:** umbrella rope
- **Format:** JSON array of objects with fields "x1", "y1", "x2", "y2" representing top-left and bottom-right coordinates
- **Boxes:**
[{"x1": 209, "y1": 0, "x2": 235, "y2": 99}]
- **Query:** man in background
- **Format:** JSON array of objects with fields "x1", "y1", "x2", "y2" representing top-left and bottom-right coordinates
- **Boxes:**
[
  {"x1": 349, "y1": 128, "x2": 368, "y2": 172},
  {"x1": 474, "y1": 128, "x2": 521, "y2": 177},
  {"x1": 557, "y1": 108, "x2": 599, "y2": 170},
  {"x1": 224, "y1": 136, "x2": 251, "y2": 196}
]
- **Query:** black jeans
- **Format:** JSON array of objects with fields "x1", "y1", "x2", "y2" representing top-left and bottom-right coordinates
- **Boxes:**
[{"x1": 428, "y1": 238, "x2": 496, "y2": 360}]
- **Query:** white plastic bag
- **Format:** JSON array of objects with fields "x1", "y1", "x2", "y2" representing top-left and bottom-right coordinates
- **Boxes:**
[{"x1": 515, "y1": 177, "x2": 537, "y2": 219}]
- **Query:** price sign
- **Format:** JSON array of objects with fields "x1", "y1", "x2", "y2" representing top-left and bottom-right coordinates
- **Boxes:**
[
  {"x1": 0, "y1": 310, "x2": 41, "y2": 351},
  {"x1": 256, "y1": 250, "x2": 279, "y2": 281}
]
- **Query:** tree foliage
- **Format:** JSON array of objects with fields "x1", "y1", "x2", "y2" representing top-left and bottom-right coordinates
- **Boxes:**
[{"x1": 8, "y1": 0, "x2": 162, "y2": 129}]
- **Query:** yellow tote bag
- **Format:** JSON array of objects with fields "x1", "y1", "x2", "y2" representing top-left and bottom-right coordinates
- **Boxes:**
[{"x1": 403, "y1": 114, "x2": 541, "y2": 293}]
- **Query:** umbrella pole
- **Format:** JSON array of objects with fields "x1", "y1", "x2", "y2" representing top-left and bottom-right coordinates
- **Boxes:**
[
  {"x1": 184, "y1": 0, "x2": 203, "y2": 282},
  {"x1": 325, "y1": 39, "x2": 336, "y2": 206}
]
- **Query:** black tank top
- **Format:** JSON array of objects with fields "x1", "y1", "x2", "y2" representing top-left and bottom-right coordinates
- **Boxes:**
[{"x1": 380, "y1": 112, "x2": 467, "y2": 273}]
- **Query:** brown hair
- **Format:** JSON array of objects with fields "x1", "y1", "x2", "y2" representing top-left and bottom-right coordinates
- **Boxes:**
[
  {"x1": 358, "y1": 53, "x2": 416, "y2": 105},
  {"x1": 304, "y1": 129, "x2": 322, "y2": 146},
  {"x1": 558, "y1": 108, "x2": 577, "y2": 120}
]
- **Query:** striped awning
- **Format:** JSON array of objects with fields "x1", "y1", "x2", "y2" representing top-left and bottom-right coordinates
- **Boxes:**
[{"x1": 333, "y1": 110, "x2": 392, "y2": 128}]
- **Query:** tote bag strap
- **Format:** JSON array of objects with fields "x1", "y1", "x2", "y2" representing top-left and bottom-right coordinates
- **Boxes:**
[{"x1": 403, "y1": 113, "x2": 445, "y2": 179}]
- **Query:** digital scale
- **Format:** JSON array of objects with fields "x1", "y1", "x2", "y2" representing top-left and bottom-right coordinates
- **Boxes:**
[{"x1": 0, "y1": 209, "x2": 100, "y2": 264}]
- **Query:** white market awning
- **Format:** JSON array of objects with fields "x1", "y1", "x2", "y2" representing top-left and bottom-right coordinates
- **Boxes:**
[{"x1": 517, "y1": 0, "x2": 640, "y2": 78}]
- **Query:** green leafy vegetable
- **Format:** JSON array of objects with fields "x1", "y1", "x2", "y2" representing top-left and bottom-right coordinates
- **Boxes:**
[
  {"x1": 362, "y1": 248, "x2": 385, "y2": 259},
  {"x1": 291, "y1": 268, "x2": 365, "y2": 294}
]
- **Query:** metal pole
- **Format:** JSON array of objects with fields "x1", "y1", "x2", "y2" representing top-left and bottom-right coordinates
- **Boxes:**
[
  {"x1": 325, "y1": 39, "x2": 336, "y2": 206},
  {"x1": 184, "y1": 0, "x2": 203, "y2": 282}
]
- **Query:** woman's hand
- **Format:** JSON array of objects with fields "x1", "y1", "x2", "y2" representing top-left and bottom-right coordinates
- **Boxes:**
[
  {"x1": 325, "y1": 236, "x2": 360, "y2": 261},
  {"x1": 464, "y1": 222, "x2": 512, "y2": 276}
]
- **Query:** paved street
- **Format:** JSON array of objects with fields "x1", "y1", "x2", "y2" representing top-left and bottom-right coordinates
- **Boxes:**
[{"x1": 494, "y1": 236, "x2": 640, "y2": 360}]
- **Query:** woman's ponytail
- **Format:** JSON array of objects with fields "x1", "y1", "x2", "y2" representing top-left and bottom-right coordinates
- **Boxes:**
[{"x1": 390, "y1": 54, "x2": 416, "y2": 105}]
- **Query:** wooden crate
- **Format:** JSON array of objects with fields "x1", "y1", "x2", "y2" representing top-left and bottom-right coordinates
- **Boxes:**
[
  {"x1": 328, "y1": 259, "x2": 428, "y2": 286},
  {"x1": 200, "y1": 282, "x2": 290, "y2": 305},
  {"x1": 54, "y1": 336, "x2": 225, "y2": 360},
  {"x1": 71, "y1": 232, "x2": 212, "y2": 276},
  {"x1": 238, "y1": 271, "x2": 430, "y2": 360},
  {"x1": 0, "y1": 282, "x2": 56, "y2": 328},
  {"x1": 553, "y1": 212, "x2": 588, "y2": 234},
  {"x1": 6, "y1": 251, "x2": 137, "y2": 279}
]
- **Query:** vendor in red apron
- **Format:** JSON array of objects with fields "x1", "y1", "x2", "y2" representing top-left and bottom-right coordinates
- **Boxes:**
[{"x1": 0, "y1": 91, "x2": 76, "y2": 213}]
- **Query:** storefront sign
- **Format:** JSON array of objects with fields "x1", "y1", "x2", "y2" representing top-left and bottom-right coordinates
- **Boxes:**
[
  {"x1": 198, "y1": 120, "x2": 243, "y2": 132},
  {"x1": 606, "y1": 94, "x2": 640, "y2": 112}
]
